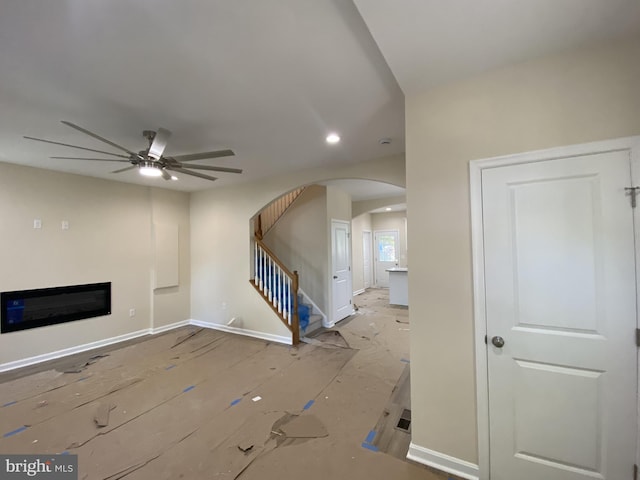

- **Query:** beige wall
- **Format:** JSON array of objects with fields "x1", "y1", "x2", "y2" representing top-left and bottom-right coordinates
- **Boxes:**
[
  {"x1": 0, "y1": 162, "x2": 191, "y2": 365},
  {"x1": 352, "y1": 194, "x2": 405, "y2": 218},
  {"x1": 406, "y1": 37, "x2": 640, "y2": 463},
  {"x1": 150, "y1": 188, "x2": 191, "y2": 328},
  {"x1": 263, "y1": 185, "x2": 328, "y2": 313},
  {"x1": 190, "y1": 154, "x2": 405, "y2": 339},
  {"x1": 351, "y1": 212, "x2": 372, "y2": 294}
]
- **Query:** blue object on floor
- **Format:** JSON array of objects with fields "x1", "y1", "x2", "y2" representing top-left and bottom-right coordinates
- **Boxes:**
[
  {"x1": 361, "y1": 429, "x2": 379, "y2": 452},
  {"x1": 361, "y1": 442, "x2": 379, "y2": 452},
  {"x1": 3, "y1": 426, "x2": 28, "y2": 438}
]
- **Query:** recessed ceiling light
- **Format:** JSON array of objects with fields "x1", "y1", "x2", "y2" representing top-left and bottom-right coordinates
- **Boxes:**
[{"x1": 326, "y1": 133, "x2": 340, "y2": 144}]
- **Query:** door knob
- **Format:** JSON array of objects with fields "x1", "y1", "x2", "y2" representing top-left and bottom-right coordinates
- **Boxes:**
[
  {"x1": 491, "y1": 336, "x2": 505, "y2": 348},
  {"x1": 333, "y1": 275, "x2": 338, "y2": 279}
]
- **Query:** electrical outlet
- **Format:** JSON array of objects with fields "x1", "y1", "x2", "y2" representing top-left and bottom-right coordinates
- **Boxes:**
[
  {"x1": 129, "y1": 308, "x2": 136, "y2": 317},
  {"x1": 33, "y1": 219, "x2": 42, "y2": 229}
]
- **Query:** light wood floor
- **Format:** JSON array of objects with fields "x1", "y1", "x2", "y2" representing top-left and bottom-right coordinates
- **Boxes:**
[{"x1": 0, "y1": 288, "x2": 456, "y2": 480}]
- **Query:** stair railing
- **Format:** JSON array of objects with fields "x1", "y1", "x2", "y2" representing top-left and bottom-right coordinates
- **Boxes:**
[
  {"x1": 255, "y1": 187, "x2": 305, "y2": 239},
  {"x1": 251, "y1": 236, "x2": 300, "y2": 345}
]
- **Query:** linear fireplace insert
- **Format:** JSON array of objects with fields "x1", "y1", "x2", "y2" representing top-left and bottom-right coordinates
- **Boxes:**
[{"x1": 1, "y1": 282, "x2": 111, "y2": 333}]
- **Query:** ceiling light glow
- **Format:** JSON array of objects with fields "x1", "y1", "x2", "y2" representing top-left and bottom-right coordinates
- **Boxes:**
[
  {"x1": 326, "y1": 133, "x2": 340, "y2": 144},
  {"x1": 139, "y1": 162, "x2": 162, "y2": 177},
  {"x1": 385, "y1": 207, "x2": 392, "y2": 211},
  {"x1": 170, "y1": 175, "x2": 178, "y2": 181}
]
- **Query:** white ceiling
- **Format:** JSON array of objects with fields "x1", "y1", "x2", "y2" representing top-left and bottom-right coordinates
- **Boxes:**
[
  {"x1": 353, "y1": 0, "x2": 640, "y2": 95},
  {"x1": 1, "y1": 1, "x2": 638, "y2": 193},
  {"x1": 319, "y1": 179, "x2": 404, "y2": 202},
  {"x1": 0, "y1": 0, "x2": 404, "y2": 191}
]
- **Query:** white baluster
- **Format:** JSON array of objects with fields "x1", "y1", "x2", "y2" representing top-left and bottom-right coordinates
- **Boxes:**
[
  {"x1": 272, "y1": 262, "x2": 277, "y2": 308},
  {"x1": 286, "y1": 276, "x2": 291, "y2": 324},
  {"x1": 254, "y1": 241, "x2": 258, "y2": 285},
  {"x1": 259, "y1": 247, "x2": 264, "y2": 291},
  {"x1": 276, "y1": 265, "x2": 281, "y2": 312},
  {"x1": 268, "y1": 257, "x2": 273, "y2": 302}
]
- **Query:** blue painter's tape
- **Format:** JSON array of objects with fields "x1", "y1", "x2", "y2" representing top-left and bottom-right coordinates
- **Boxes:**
[
  {"x1": 60, "y1": 451, "x2": 70, "y2": 456},
  {"x1": 3, "y1": 426, "x2": 28, "y2": 438},
  {"x1": 400, "y1": 358, "x2": 410, "y2": 363},
  {"x1": 361, "y1": 442, "x2": 379, "y2": 452},
  {"x1": 230, "y1": 398, "x2": 242, "y2": 407},
  {"x1": 165, "y1": 364, "x2": 176, "y2": 371},
  {"x1": 2, "y1": 401, "x2": 17, "y2": 407},
  {"x1": 365, "y1": 430, "x2": 376, "y2": 444},
  {"x1": 302, "y1": 399, "x2": 315, "y2": 410},
  {"x1": 77, "y1": 376, "x2": 89, "y2": 382},
  {"x1": 183, "y1": 385, "x2": 195, "y2": 393}
]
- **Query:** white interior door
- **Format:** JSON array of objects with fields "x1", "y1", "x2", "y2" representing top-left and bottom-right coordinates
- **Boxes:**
[
  {"x1": 481, "y1": 150, "x2": 637, "y2": 479},
  {"x1": 363, "y1": 231, "x2": 372, "y2": 289},
  {"x1": 332, "y1": 220, "x2": 352, "y2": 322},
  {"x1": 374, "y1": 230, "x2": 398, "y2": 288}
]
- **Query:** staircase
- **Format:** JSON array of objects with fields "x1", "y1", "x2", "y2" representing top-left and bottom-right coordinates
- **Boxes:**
[
  {"x1": 255, "y1": 187, "x2": 305, "y2": 240},
  {"x1": 297, "y1": 291, "x2": 325, "y2": 335},
  {"x1": 252, "y1": 238, "x2": 300, "y2": 344},
  {"x1": 251, "y1": 186, "x2": 325, "y2": 345}
]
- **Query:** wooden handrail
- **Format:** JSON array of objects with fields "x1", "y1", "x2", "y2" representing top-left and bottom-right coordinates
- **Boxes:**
[
  {"x1": 252, "y1": 236, "x2": 300, "y2": 345},
  {"x1": 258, "y1": 187, "x2": 305, "y2": 238},
  {"x1": 250, "y1": 187, "x2": 306, "y2": 346},
  {"x1": 254, "y1": 236, "x2": 296, "y2": 280}
]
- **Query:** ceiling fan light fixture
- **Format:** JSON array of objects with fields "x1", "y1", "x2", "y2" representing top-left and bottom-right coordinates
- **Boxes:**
[
  {"x1": 326, "y1": 133, "x2": 340, "y2": 144},
  {"x1": 139, "y1": 161, "x2": 163, "y2": 177}
]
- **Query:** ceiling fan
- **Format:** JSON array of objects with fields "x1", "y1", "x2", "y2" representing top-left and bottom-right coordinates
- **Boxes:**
[{"x1": 24, "y1": 121, "x2": 242, "y2": 182}]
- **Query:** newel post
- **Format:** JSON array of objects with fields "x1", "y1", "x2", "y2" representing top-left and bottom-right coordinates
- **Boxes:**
[{"x1": 292, "y1": 270, "x2": 300, "y2": 345}]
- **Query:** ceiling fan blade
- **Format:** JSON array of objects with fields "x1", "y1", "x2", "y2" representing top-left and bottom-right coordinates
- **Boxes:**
[
  {"x1": 147, "y1": 128, "x2": 171, "y2": 160},
  {"x1": 169, "y1": 149, "x2": 235, "y2": 162},
  {"x1": 61, "y1": 121, "x2": 138, "y2": 156},
  {"x1": 160, "y1": 168, "x2": 172, "y2": 181},
  {"x1": 112, "y1": 165, "x2": 137, "y2": 174},
  {"x1": 179, "y1": 164, "x2": 243, "y2": 174},
  {"x1": 50, "y1": 156, "x2": 131, "y2": 163},
  {"x1": 169, "y1": 167, "x2": 218, "y2": 182},
  {"x1": 23, "y1": 136, "x2": 130, "y2": 158}
]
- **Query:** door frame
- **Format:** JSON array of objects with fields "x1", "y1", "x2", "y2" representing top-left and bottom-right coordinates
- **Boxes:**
[
  {"x1": 330, "y1": 219, "x2": 353, "y2": 324},
  {"x1": 373, "y1": 229, "x2": 399, "y2": 287},
  {"x1": 363, "y1": 230, "x2": 373, "y2": 290},
  {"x1": 469, "y1": 136, "x2": 640, "y2": 480}
]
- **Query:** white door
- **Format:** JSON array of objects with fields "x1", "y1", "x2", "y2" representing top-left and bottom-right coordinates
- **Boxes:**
[
  {"x1": 482, "y1": 150, "x2": 637, "y2": 479},
  {"x1": 374, "y1": 230, "x2": 398, "y2": 288},
  {"x1": 363, "y1": 231, "x2": 372, "y2": 289},
  {"x1": 331, "y1": 220, "x2": 352, "y2": 322}
]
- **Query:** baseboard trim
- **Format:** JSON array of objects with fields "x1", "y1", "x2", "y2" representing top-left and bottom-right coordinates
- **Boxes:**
[
  {"x1": 353, "y1": 288, "x2": 366, "y2": 296},
  {"x1": 407, "y1": 443, "x2": 479, "y2": 480},
  {"x1": 0, "y1": 318, "x2": 293, "y2": 372},
  {"x1": 151, "y1": 320, "x2": 190, "y2": 335},
  {"x1": 189, "y1": 319, "x2": 291, "y2": 345},
  {"x1": 0, "y1": 328, "x2": 150, "y2": 373}
]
